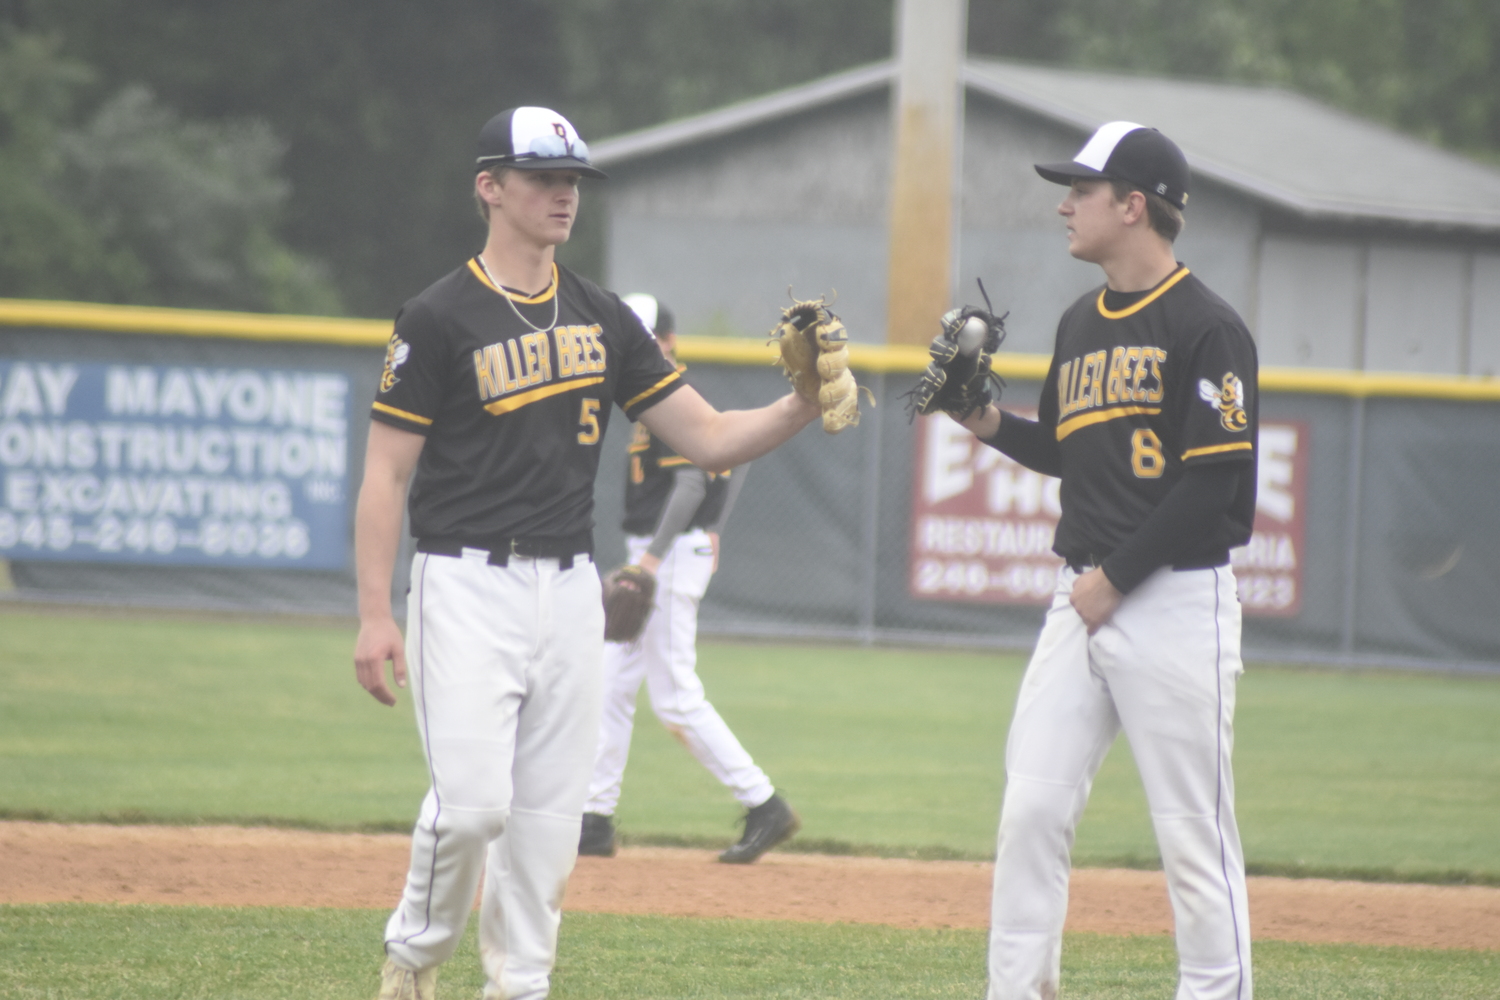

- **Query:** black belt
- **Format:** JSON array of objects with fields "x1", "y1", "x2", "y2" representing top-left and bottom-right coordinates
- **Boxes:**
[
  {"x1": 1064, "y1": 551, "x2": 1228, "y2": 574},
  {"x1": 417, "y1": 530, "x2": 593, "y2": 570}
]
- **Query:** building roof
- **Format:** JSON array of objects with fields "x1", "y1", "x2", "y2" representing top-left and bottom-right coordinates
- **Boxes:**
[{"x1": 591, "y1": 58, "x2": 1500, "y2": 234}]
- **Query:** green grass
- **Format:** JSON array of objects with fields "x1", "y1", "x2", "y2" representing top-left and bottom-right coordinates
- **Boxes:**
[
  {"x1": 1, "y1": 904, "x2": 1496, "y2": 999},
  {"x1": 1, "y1": 610, "x2": 1499, "y2": 882}
]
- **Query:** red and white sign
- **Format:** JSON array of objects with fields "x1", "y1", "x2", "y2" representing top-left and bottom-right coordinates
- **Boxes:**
[{"x1": 908, "y1": 414, "x2": 1308, "y2": 616}]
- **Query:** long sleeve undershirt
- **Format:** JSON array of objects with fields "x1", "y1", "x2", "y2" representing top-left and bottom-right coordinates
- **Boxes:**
[
  {"x1": 980, "y1": 411, "x2": 1241, "y2": 594},
  {"x1": 646, "y1": 468, "x2": 707, "y2": 560},
  {"x1": 645, "y1": 465, "x2": 748, "y2": 560},
  {"x1": 1099, "y1": 464, "x2": 1240, "y2": 594}
]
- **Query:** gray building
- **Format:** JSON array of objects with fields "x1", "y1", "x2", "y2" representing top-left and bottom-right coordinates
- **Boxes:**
[{"x1": 594, "y1": 58, "x2": 1500, "y2": 374}]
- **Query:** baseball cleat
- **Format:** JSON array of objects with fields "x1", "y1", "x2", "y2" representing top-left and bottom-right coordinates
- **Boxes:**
[
  {"x1": 378, "y1": 957, "x2": 436, "y2": 1000},
  {"x1": 578, "y1": 812, "x2": 618, "y2": 857},
  {"x1": 719, "y1": 793, "x2": 800, "y2": 864}
]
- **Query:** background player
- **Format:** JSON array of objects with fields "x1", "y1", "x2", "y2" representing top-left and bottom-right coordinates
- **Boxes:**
[
  {"x1": 579, "y1": 293, "x2": 799, "y2": 865},
  {"x1": 353, "y1": 107, "x2": 821, "y2": 1000},
  {"x1": 948, "y1": 122, "x2": 1257, "y2": 999}
]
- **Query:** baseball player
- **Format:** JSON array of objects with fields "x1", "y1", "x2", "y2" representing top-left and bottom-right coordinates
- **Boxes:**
[
  {"x1": 352, "y1": 107, "x2": 821, "y2": 1000},
  {"x1": 579, "y1": 293, "x2": 799, "y2": 865},
  {"x1": 950, "y1": 123, "x2": 1257, "y2": 998}
]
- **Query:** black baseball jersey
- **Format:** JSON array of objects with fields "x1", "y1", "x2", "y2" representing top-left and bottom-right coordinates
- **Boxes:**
[
  {"x1": 370, "y1": 259, "x2": 683, "y2": 543},
  {"x1": 620, "y1": 403, "x2": 731, "y2": 537},
  {"x1": 1032, "y1": 266, "x2": 1258, "y2": 563}
]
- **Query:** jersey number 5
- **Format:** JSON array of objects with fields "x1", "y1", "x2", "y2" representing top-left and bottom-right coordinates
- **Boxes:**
[
  {"x1": 577, "y1": 398, "x2": 601, "y2": 445},
  {"x1": 1130, "y1": 428, "x2": 1165, "y2": 478}
]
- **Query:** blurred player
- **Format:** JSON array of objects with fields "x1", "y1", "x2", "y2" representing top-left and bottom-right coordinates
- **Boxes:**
[
  {"x1": 952, "y1": 123, "x2": 1257, "y2": 999},
  {"x1": 353, "y1": 107, "x2": 821, "y2": 1000},
  {"x1": 579, "y1": 293, "x2": 799, "y2": 865}
]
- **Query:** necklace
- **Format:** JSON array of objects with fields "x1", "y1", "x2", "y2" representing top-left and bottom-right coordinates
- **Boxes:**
[{"x1": 475, "y1": 254, "x2": 559, "y2": 334}]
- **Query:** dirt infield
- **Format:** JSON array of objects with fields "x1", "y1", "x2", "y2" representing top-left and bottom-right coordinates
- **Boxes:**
[{"x1": 3, "y1": 822, "x2": 1497, "y2": 951}]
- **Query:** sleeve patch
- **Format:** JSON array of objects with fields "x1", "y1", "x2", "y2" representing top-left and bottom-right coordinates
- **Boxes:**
[{"x1": 1197, "y1": 372, "x2": 1249, "y2": 432}]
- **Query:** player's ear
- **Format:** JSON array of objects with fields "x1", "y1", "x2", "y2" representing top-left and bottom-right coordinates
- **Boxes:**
[
  {"x1": 475, "y1": 169, "x2": 507, "y2": 211},
  {"x1": 1123, "y1": 189, "x2": 1149, "y2": 226}
]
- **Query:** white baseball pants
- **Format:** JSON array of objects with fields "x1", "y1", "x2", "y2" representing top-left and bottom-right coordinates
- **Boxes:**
[
  {"x1": 585, "y1": 530, "x2": 774, "y2": 815},
  {"x1": 988, "y1": 565, "x2": 1252, "y2": 1000},
  {"x1": 384, "y1": 549, "x2": 604, "y2": 1000}
]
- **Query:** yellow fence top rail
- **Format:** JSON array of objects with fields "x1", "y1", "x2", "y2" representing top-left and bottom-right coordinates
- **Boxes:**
[
  {"x1": 0, "y1": 297, "x2": 391, "y2": 347},
  {"x1": 4, "y1": 297, "x2": 1499, "y2": 402}
]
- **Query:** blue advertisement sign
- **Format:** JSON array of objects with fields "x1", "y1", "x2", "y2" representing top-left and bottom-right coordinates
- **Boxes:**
[{"x1": 0, "y1": 361, "x2": 350, "y2": 569}]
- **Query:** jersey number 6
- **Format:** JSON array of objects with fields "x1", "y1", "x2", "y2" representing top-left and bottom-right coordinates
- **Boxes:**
[{"x1": 577, "y1": 398, "x2": 601, "y2": 445}]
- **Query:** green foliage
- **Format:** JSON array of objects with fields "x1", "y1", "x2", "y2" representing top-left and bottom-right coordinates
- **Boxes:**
[
  {"x1": 0, "y1": 25, "x2": 342, "y2": 312},
  {"x1": 2, "y1": 905, "x2": 1498, "y2": 999},
  {"x1": 2, "y1": 611, "x2": 1500, "y2": 885}
]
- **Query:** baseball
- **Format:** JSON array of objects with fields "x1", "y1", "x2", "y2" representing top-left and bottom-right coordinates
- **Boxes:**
[{"x1": 955, "y1": 315, "x2": 987, "y2": 357}]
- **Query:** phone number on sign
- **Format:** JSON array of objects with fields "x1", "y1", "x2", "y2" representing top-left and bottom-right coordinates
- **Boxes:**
[
  {"x1": 913, "y1": 558, "x2": 1060, "y2": 599},
  {"x1": 0, "y1": 512, "x2": 312, "y2": 559}
]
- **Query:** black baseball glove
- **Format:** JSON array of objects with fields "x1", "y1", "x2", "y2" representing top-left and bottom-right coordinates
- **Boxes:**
[{"x1": 902, "y1": 280, "x2": 1007, "y2": 422}]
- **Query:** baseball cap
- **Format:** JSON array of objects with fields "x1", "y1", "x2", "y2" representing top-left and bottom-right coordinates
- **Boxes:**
[
  {"x1": 622, "y1": 293, "x2": 675, "y2": 337},
  {"x1": 475, "y1": 106, "x2": 606, "y2": 178},
  {"x1": 1034, "y1": 121, "x2": 1190, "y2": 209}
]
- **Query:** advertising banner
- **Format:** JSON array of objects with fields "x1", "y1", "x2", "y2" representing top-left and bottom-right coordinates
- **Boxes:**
[
  {"x1": 908, "y1": 413, "x2": 1307, "y2": 616},
  {"x1": 0, "y1": 361, "x2": 350, "y2": 569}
]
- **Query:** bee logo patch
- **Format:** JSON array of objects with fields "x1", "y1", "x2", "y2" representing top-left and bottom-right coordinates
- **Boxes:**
[
  {"x1": 1198, "y1": 372, "x2": 1248, "y2": 432},
  {"x1": 381, "y1": 334, "x2": 410, "y2": 393}
]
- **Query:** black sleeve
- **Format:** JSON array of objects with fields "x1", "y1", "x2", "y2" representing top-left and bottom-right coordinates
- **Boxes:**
[
  {"x1": 980, "y1": 411, "x2": 1062, "y2": 477},
  {"x1": 1099, "y1": 462, "x2": 1242, "y2": 594},
  {"x1": 370, "y1": 300, "x2": 450, "y2": 435}
]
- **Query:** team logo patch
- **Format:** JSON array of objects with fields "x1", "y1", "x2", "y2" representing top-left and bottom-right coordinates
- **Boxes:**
[
  {"x1": 1198, "y1": 372, "x2": 1248, "y2": 432},
  {"x1": 380, "y1": 334, "x2": 410, "y2": 393}
]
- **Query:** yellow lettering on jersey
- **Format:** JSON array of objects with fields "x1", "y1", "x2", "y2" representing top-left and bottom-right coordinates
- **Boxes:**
[
  {"x1": 521, "y1": 332, "x2": 549, "y2": 385},
  {"x1": 1105, "y1": 347, "x2": 1126, "y2": 403},
  {"x1": 474, "y1": 347, "x2": 502, "y2": 400},
  {"x1": 1146, "y1": 348, "x2": 1166, "y2": 403},
  {"x1": 555, "y1": 328, "x2": 577, "y2": 377},
  {"x1": 587, "y1": 328, "x2": 608, "y2": 373},
  {"x1": 474, "y1": 325, "x2": 606, "y2": 413},
  {"x1": 506, "y1": 340, "x2": 528, "y2": 389},
  {"x1": 1125, "y1": 347, "x2": 1145, "y2": 401},
  {"x1": 1054, "y1": 345, "x2": 1168, "y2": 434},
  {"x1": 1076, "y1": 356, "x2": 1094, "y2": 412}
]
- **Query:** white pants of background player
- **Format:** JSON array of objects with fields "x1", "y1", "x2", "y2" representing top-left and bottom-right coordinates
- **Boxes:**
[
  {"x1": 585, "y1": 529, "x2": 774, "y2": 815},
  {"x1": 384, "y1": 549, "x2": 604, "y2": 1000},
  {"x1": 989, "y1": 565, "x2": 1252, "y2": 1000}
]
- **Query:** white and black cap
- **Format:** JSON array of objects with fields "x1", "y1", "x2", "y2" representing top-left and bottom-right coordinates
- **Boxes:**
[
  {"x1": 475, "y1": 106, "x2": 606, "y2": 178},
  {"x1": 1035, "y1": 121, "x2": 1190, "y2": 209},
  {"x1": 622, "y1": 293, "x2": 675, "y2": 337}
]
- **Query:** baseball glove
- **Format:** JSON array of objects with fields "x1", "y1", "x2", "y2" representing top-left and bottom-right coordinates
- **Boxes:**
[
  {"x1": 769, "y1": 296, "x2": 868, "y2": 434},
  {"x1": 601, "y1": 565, "x2": 656, "y2": 643},
  {"x1": 902, "y1": 280, "x2": 1008, "y2": 423}
]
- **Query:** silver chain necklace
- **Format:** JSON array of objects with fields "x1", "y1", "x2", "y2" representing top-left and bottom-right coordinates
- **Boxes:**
[{"x1": 475, "y1": 255, "x2": 560, "y2": 334}]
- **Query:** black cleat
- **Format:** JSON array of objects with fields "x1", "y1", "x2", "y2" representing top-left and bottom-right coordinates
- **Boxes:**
[
  {"x1": 718, "y1": 794, "x2": 800, "y2": 864},
  {"x1": 578, "y1": 812, "x2": 618, "y2": 857}
]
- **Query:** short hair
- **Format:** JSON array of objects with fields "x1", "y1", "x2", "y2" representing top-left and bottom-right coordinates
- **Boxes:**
[
  {"x1": 474, "y1": 164, "x2": 515, "y2": 222},
  {"x1": 1110, "y1": 179, "x2": 1185, "y2": 243}
]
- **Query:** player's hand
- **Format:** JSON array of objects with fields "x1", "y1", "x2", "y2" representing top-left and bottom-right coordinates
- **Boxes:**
[
  {"x1": 354, "y1": 615, "x2": 407, "y2": 706},
  {"x1": 707, "y1": 531, "x2": 720, "y2": 574},
  {"x1": 637, "y1": 552, "x2": 662, "y2": 576},
  {"x1": 1069, "y1": 568, "x2": 1123, "y2": 634}
]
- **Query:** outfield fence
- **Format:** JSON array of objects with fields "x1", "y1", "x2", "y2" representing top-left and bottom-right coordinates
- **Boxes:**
[{"x1": 2, "y1": 298, "x2": 1497, "y2": 672}]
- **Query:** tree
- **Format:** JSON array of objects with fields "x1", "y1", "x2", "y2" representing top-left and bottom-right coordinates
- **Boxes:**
[{"x1": 0, "y1": 26, "x2": 343, "y2": 312}]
